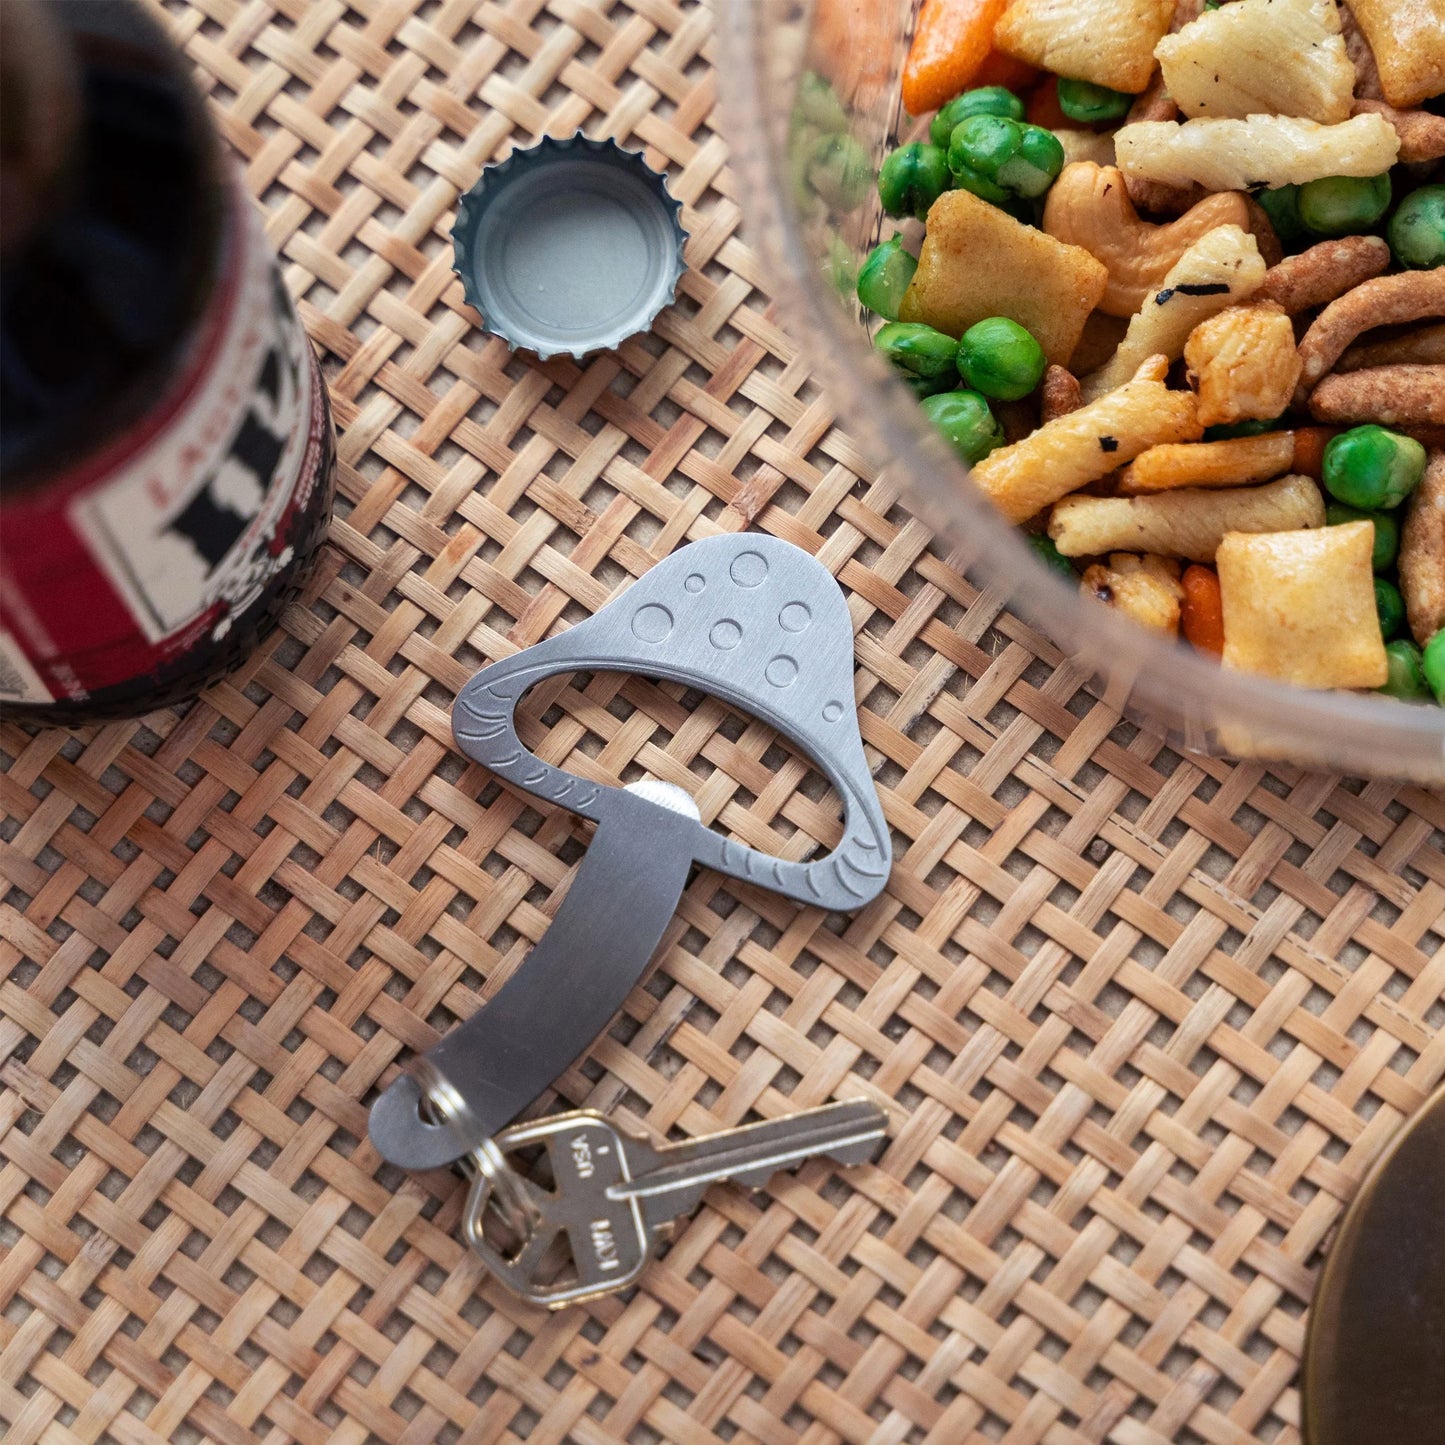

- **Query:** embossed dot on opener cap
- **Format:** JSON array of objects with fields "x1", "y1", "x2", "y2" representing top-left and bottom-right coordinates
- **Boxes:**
[{"x1": 452, "y1": 132, "x2": 688, "y2": 360}]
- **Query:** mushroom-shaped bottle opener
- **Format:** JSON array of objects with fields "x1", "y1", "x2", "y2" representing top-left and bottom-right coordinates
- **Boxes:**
[{"x1": 368, "y1": 535, "x2": 891, "y2": 1170}]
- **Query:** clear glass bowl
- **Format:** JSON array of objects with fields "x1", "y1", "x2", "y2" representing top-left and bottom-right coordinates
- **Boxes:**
[{"x1": 714, "y1": 0, "x2": 1445, "y2": 782}]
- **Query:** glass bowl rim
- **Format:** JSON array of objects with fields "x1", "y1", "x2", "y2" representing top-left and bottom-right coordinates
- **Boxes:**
[{"x1": 712, "y1": 0, "x2": 1445, "y2": 776}]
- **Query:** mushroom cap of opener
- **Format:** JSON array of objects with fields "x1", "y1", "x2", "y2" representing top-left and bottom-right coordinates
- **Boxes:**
[{"x1": 452, "y1": 533, "x2": 893, "y2": 913}]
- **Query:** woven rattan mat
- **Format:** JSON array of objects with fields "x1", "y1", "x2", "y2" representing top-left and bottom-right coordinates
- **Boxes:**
[{"x1": 3, "y1": 2, "x2": 1445, "y2": 1442}]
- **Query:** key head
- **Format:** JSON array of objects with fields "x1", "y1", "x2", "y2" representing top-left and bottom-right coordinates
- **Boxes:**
[{"x1": 461, "y1": 1112, "x2": 653, "y2": 1309}]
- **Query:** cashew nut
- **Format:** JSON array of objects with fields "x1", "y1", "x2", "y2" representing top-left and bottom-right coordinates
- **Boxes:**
[{"x1": 1043, "y1": 162, "x2": 1257, "y2": 317}]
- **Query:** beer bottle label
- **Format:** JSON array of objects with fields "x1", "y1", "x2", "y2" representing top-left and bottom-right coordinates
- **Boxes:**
[{"x1": 0, "y1": 187, "x2": 329, "y2": 709}]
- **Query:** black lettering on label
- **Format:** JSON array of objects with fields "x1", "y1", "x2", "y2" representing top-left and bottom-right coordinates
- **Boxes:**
[
  {"x1": 168, "y1": 480, "x2": 251, "y2": 570},
  {"x1": 255, "y1": 345, "x2": 282, "y2": 407},
  {"x1": 231, "y1": 406, "x2": 287, "y2": 489},
  {"x1": 165, "y1": 382, "x2": 288, "y2": 575}
]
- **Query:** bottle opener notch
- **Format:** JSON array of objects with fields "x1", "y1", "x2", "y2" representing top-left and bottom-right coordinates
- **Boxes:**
[{"x1": 368, "y1": 535, "x2": 892, "y2": 1170}]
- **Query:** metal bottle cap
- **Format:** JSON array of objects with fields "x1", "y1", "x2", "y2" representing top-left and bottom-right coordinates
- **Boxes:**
[{"x1": 452, "y1": 132, "x2": 688, "y2": 360}]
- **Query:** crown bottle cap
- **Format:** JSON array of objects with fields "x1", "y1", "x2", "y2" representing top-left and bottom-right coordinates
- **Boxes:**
[{"x1": 451, "y1": 132, "x2": 688, "y2": 360}]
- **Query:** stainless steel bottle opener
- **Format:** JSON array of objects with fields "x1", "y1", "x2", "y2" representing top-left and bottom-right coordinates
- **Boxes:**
[{"x1": 368, "y1": 534, "x2": 891, "y2": 1170}]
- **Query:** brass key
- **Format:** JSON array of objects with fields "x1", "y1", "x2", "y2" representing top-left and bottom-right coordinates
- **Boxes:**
[{"x1": 462, "y1": 1100, "x2": 888, "y2": 1308}]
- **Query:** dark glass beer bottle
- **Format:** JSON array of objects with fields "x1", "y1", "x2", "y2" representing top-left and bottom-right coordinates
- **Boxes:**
[{"x1": 0, "y1": 0, "x2": 336, "y2": 725}]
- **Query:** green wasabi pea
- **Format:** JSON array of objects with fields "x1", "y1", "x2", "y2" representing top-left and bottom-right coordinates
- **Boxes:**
[
  {"x1": 920, "y1": 388, "x2": 1006, "y2": 463},
  {"x1": 957, "y1": 317, "x2": 1047, "y2": 401},
  {"x1": 1389, "y1": 185, "x2": 1445, "y2": 269},
  {"x1": 878, "y1": 141, "x2": 951, "y2": 218},
  {"x1": 947, "y1": 116, "x2": 1064, "y2": 205},
  {"x1": 929, "y1": 86, "x2": 1025, "y2": 148},
  {"x1": 856, "y1": 236, "x2": 917, "y2": 320},
  {"x1": 874, "y1": 321, "x2": 959, "y2": 396},
  {"x1": 1297, "y1": 174, "x2": 1392, "y2": 236}
]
